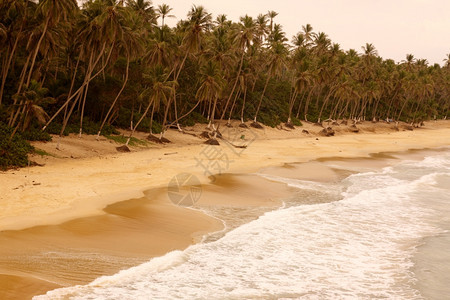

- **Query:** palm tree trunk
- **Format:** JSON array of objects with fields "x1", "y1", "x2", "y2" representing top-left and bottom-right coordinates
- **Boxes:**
[
  {"x1": 227, "y1": 89, "x2": 241, "y2": 124},
  {"x1": 57, "y1": 91, "x2": 82, "y2": 150},
  {"x1": 0, "y1": 24, "x2": 23, "y2": 106},
  {"x1": 160, "y1": 52, "x2": 189, "y2": 139},
  {"x1": 253, "y1": 75, "x2": 271, "y2": 122},
  {"x1": 220, "y1": 51, "x2": 244, "y2": 120},
  {"x1": 295, "y1": 92, "x2": 306, "y2": 119},
  {"x1": 79, "y1": 51, "x2": 94, "y2": 137},
  {"x1": 42, "y1": 42, "x2": 111, "y2": 131},
  {"x1": 287, "y1": 89, "x2": 299, "y2": 123},
  {"x1": 240, "y1": 85, "x2": 248, "y2": 123},
  {"x1": 96, "y1": 53, "x2": 130, "y2": 139},
  {"x1": 126, "y1": 99, "x2": 154, "y2": 146},
  {"x1": 26, "y1": 15, "x2": 50, "y2": 87}
]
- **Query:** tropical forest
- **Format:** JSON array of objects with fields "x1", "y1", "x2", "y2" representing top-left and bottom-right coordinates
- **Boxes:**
[{"x1": 1, "y1": 0, "x2": 449, "y2": 169}]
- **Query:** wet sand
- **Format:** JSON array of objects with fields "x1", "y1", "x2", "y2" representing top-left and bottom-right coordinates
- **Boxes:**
[
  {"x1": 0, "y1": 173, "x2": 294, "y2": 299},
  {"x1": 1, "y1": 121, "x2": 450, "y2": 299}
]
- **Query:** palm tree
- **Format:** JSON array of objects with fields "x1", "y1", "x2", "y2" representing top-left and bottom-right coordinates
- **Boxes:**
[
  {"x1": 220, "y1": 15, "x2": 255, "y2": 121},
  {"x1": 158, "y1": 5, "x2": 212, "y2": 140},
  {"x1": 197, "y1": 60, "x2": 224, "y2": 133},
  {"x1": 25, "y1": 0, "x2": 77, "y2": 87},
  {"x1": 10, "y1": 80, "x2": 54, "y2": 138},
  {"x1": 125, "y1": 65, "x2": 173, "y2": 145},
  {"x1": 267, "y1": 10, "x2": 278, "y2": 33},
  {"x1": 126, "y1": 0, "x2": 156, "y2": 27},
  {"x1": 253, "y1": 41, "x2": 288, "y2": 125},
  {"x1": 0, "y1": 0, "x2": 30, "y2": 106},
  {"x1": 302, "y1": 23, "x2": 314, "y2": 48},
  {"x1": 444, "y1": 53, "x2": 450, "y2": 68},
  {"x1": 96, "y1": 4, "x2": 145, "y2": 139},
  {"x1": 156, "y1": 3, "x2": 174, "y2": 41}
]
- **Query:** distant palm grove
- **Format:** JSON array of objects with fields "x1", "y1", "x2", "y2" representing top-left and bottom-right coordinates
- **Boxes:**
[{"x1": 1, "y1": 0, "x2": 449, "y2": 167}]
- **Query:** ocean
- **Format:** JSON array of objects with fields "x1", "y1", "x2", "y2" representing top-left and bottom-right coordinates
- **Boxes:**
[{"x1": 36, "y1": 149, "x2": 450, "y2": 299}]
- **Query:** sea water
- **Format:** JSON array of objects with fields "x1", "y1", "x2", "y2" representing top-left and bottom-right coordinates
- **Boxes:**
[{"x1": 35, "y1": 150, "x2": 450, "y2": 299}]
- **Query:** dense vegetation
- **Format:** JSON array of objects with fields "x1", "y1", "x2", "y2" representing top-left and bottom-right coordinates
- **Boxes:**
[{"x1": 1, "y1": 0, "x2": 449, "y2": 168}]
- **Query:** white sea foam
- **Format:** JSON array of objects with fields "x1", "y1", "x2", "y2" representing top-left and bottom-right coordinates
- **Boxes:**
[{"x1": 35, "y1": 152, "x2": 450, "y2": 300}]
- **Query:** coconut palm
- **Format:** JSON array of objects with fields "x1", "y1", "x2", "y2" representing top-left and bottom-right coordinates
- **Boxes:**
[
  {"x1": 10, "y1": 80, "x2": 54, "y2": 137},
  {"x1": 25, "y1": 0, "x2": 77, "y2": 87},
  {"x1": 158, "y1": 5, "x2": 212, "y2": 140},
  {"x1": 267, "y1": 10, "x2": 278, "y2": 33},
  {"x1": 156, "y1": 3, "x2": 174, "y2": 41},
  {"x1": 253, "y1": 41, "x2": 288, "y2": 125},
  {"x1": 125, "y1": 65, "x2": 173, "y2": 145},
  {"x1": 196, "y1": 60, "x2": 224, "y2": 132},
  {"x1": 220, "y1": 15, "x2": 256, "y2": 121}
]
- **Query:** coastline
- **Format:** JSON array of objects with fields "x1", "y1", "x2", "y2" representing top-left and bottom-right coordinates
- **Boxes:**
[{"x1": 1, "y1": 120, "x2": 450, "y2": 299}]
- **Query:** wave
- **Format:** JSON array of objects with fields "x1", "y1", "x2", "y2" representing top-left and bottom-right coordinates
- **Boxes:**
[{"x1": 36, "y1": 152, "x2": 450, "y2": 299}]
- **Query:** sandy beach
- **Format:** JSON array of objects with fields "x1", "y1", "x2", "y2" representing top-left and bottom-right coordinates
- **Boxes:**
[{"x1": 1, "y1": 120, "x2": 450, "y2": 299}]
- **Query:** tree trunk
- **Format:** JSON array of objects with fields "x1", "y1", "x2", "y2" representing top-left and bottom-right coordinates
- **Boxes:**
[
  {"x1": 126, "y1": 99, "x2": 154, "y2": 145},
  {"x1": 0, "y1": 24, "x2": 22, "y2": 106},
  {"x1": 221, "y1": 51, "x2": 245, "y2": 120},
  {"x1": 96, "y1": 53, "x2": 130, "y2": 139},
  {"x1": 253, "y1": 75, "x2": 271, "y2": 122},
  {"x1": 26, "y1": 15, "x2": 50, "y2": 87}
]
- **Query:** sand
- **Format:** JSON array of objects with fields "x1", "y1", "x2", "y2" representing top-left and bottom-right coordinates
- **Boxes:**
[{"x1": 1, "y1": 120, "x2": 450, "y2": 299}]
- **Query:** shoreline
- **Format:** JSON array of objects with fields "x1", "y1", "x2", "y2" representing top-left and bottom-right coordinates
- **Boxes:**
[
  {"x1": 2, "y1": 121, "x2": 450, "y2": 232},
  {"x1": 1, "y1": 121, "x2": 450, "y2": 299}
]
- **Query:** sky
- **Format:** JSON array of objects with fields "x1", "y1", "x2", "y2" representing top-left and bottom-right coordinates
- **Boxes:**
[
  {"x1": 152, "y1": 0, "x2": 450, "y2": 65},
  {"x1": 78, "y1": 0, "x2": 450, "y2": 65}
]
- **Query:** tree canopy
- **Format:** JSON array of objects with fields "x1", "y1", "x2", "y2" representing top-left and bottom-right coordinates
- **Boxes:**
[{"x1": 0, "y1": 0, "x2": 449, "y2": 149}]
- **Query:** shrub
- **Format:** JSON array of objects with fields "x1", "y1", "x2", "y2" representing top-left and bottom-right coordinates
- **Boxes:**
[
  {"x1": 0, "y1": 123, "x2": 34, "y2": 170},
  {"x1": 21, "y1": 126, "x2": 52, "y2": 141},
  {"x1": 291, "y1": 117, "x2": 303, "y2": 126}
]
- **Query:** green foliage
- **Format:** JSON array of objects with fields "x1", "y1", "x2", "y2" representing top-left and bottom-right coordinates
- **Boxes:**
[
  {"x1": 291, "y1": 116, "x2": 303, "y2": 126},
  {"x1": 21, "y1": 126, "x2": 52, "y2": 141},
  {"x1": 105, "y1": 135, "x2": 149, "y2": 147},
  {"x1": 46, "y1": 118, "x2": 119, "y2": 136},
  {"x1": 181, "y1": 111, "x2": 208, "y2": 126},
  {"x1": 34, "y1": 148, "x2": 54, "y2": 157},
  {"x1": 0, "y1": 123, "x2": 34, "y2": 170}
]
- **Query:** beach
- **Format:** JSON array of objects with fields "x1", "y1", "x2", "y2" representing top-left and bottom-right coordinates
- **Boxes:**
[{"x1": 1, "y1": 120, "x2": 450, "y2": 299}]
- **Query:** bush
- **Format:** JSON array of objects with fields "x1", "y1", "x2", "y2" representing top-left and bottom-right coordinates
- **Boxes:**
[
  {"x1": 0, "y1": 123, "x2": 34, "y2": 170},
  {"x1": 291, "y1": 117, "x2": 303, "y2": 126},
  {"x1": 21, "y1": 126, "x2": 52, "y2": 141},
  {"x1": 45, "y1": 118, "x2": 119, "y2": 136},
  {"x1": 181, "y1": 111, "x2": 208, "y2": 127}
]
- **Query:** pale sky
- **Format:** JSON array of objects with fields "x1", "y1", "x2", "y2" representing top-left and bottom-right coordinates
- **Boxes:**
[
  {"x1": 153, "y1": 0, "x2": 450, "y2": 65},
  {"x1": 76, "y1": 0, "x2": 450, "y2": 65}
]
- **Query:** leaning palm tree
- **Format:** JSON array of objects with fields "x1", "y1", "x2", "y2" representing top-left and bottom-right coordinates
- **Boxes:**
[
  {"x1": 96, "y1": 5, "x2": 145, "y2": 139},
  {"x1": 125, "y1": 65, "x2": 174, "y2": 146},
  {"x1": 253, "y1": 41, "x2": 288, "y2": 126},
  {"x1": 196, "y1": 60, "x2": 224, "y2": 140},
  {"x1": 10, "y1": 80, "x2": 54, "y2": 138},
  {"x1": 26, "y1": 0, "x2": 77, "y2": 87},
  {"x1": 158, "y1": 5, "x2": 212, "y2": 140},
  {"x1": 220, "y1": 14, "x2": 256, "y2": 121}
]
